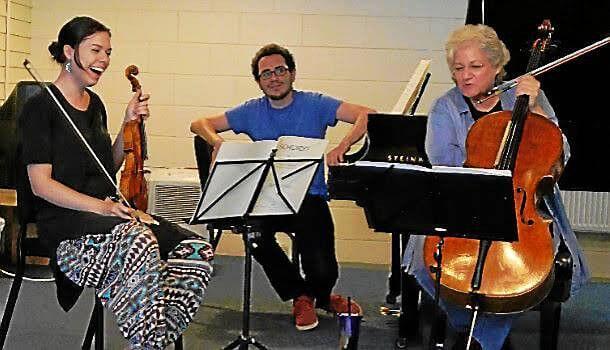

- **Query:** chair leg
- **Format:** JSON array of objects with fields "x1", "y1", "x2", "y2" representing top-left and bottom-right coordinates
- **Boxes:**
[
  {"x1": 0, "y1": 267, "x2": 25, "y2": 349},
  {"x1": 82, "y1": 298, "x2": 104, "y2": 350},
  {"x1": 175, "y1": 334, "x2": 183, "y2": 350},
  {"x1": 0, "y1": 226, "x2": 27, "y2": 349},
  {"x1": 540, "y1": 300, "x2": 561, "y2": 350}
]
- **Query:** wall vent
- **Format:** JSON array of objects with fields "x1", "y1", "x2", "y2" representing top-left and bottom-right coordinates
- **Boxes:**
[{"x1": 561, "y1": 190, "x2": 610, "y2": 233}]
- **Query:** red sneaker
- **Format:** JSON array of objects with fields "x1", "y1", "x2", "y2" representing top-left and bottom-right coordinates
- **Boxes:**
[
  {"x1": 293, "y1": 295, "x2": 319, "y2": 331},
  {"x1": 325, "y1": 294, "x2": 362, "y2": 315}
]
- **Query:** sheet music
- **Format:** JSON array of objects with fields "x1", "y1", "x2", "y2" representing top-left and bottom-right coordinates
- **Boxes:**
[
  {"x1": 251, "y1": 136, "x2": 327, "y2": 216},
  {"x1": 353, "y1": 161, "x2": 511, "y2": 177},
  {"x1": 190, "y1": 137, "x2": 326, "y2": 223},
  {"x1": 190, "y1": 141, "x2": 275, "y2": 221}
]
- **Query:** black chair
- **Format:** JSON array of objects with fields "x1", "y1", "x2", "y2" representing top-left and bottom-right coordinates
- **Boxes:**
[
  {"x1": 0, "y1": 149, "x2": 106, "y2": 349},
  {"x1": 412, "y1": 244, "x2": 574, "y2": 350},
  {"x1": 193, "y1": 135, "x2": 300, "y2": 266}
]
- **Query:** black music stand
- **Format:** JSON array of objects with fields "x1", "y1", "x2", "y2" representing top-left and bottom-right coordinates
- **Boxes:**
[
  {"x1": 345, "y1": 162, "x2": 518, "y2": 350},
  {"x1": 189, "y1": 140, "x2": 324, "y2": 350}
]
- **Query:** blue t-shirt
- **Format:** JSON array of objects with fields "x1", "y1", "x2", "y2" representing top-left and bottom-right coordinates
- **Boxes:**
[{"x1": 226, "y1": 90, "x2": 341, "y2": 196}]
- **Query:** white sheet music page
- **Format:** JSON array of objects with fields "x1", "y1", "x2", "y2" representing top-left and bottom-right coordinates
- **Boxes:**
[
  {"x1": 250, "y1": 136, "x2": 328, "y2": 216},
  {"x1": 354, "y1": 161, "x2": 511, "y2": 177},
  {"x1": 191, "y1": 140, "x2": 276, "y2": 221}
]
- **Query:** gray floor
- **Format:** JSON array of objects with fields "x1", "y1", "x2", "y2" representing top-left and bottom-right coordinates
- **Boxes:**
[{"x1": 0, "y1": 255, "x2": 608, "y2": 349}]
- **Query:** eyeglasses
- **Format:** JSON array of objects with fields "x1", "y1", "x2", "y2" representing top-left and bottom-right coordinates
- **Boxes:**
[{"x1": 259, "y1": 66, "x2": 289, "y2": 80}]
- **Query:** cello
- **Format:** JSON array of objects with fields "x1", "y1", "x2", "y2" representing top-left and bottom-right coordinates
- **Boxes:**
[
  {"x1": 119, "y1": 65, "x2": 149, "y2": 211},
  {"x1": 423, "y1": 20, "x2": 562, "y2": 314}
]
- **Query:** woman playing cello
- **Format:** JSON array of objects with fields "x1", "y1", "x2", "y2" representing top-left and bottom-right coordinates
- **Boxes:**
[
  {"x1": 18, "y1": 16, "x2": 213, "y2": 349},
  {"x1": 402, "y1": 24, "x2": 589, "y2": 349}
]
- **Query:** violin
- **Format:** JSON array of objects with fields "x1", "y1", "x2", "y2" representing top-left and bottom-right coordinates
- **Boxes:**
[
  {"x1": 119, "y1": 65, "x2": 149, "y2": 212},
  {"x1": 424, "y1": 20, "x2": 561, "y2": 314}
]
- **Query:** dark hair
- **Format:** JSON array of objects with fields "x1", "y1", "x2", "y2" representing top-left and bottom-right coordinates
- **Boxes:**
[
  {"x1": 251, "y1": 43, "x2": 296, "y2": 81},
  {"x1": 48, "y1": 16, "x2": 111, "y2": 69}
]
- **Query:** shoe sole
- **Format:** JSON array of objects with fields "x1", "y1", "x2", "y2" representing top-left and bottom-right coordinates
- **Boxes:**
[{"x1": 295, "y1": 319, "x2": 319, "y2": 331}]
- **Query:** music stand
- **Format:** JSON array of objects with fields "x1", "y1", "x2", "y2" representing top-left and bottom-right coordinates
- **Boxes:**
[
  {"x1": 190, "y1": 138, "x2": 326, "y2": 349},
  {"x1": 345, "y1": 162, "x2": 518, "y2": 350}
]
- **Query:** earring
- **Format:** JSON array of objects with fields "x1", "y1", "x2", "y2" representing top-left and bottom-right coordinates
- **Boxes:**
[{"x1": 65, "y1": 61, "x2": 72, "y2": 73}]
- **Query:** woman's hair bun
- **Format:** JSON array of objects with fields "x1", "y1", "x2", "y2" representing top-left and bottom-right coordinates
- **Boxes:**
[{"x1": 47, "y1": 41, "x2": 64, "y2": 63}]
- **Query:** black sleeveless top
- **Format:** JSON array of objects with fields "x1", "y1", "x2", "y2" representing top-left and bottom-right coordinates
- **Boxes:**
[{"x1": 463, "y1": 95, "x2": 502, "y2": 121}]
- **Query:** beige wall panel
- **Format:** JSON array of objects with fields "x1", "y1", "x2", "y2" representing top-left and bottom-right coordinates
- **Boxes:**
[
  {"x1": 104, "y1": 0, "x2": 212, "y2": 12},
  {"x1": 113, "y1": 12, "x2": 178, "y2": 43},
  {"x1": 332, "y1": 206, "x2": 388, "y2": 241},
  {"x1": 234, "y1": 76, "x2": 266, "y2": 103},
  {"x1": 146, "y1": 105, "x2": 194, "y2": 138},
  {"x1": 296, "y1": 79, "x2": 406, "y2": 112},
  {"x1": 178, "y1": 12, "x2": 240, "y2": 44},
  {"x1": 7, "y1": 34, "x2": 28, "y2": 52},
  {"x1": 29, "y1": 38, "x2": 54, "y2": 69},
  {"x1": 0, "y1": 69, "x2": 4, "y2": 82},
  {"x1": 426, "y1": 49, "x2": 452, "y2": 84},
  {"x1": 405, "y1": 0, "x2": 468, "y2": 18},
  {"x1": 8, "y1": 18, "x2": 30, "y2": 38},
  {"x1": 186, "y1": 105, "x2": 229, "y2": 121},
  {"x1": 174, "y1": 75, "x2": 237, "y2": 107},
  {"x1": 239, "y1": 13, "x2": 301, "y2": 46},
  {"x1": 214, "y1": 233, "x2": 245, "y2": 257},
  {"x1": 30, "y1": 10, "x2": 117, "y2": 40},
  {"x1": 0, "y1": 50, "x2": 5, "y2": 66},
  {"x1": 9, "y1": 2, "x2": 31, "y2": 21},
  {"x1": 8, "y1": 66, "x2": 28, "y2": 83},
  {"x1": 149, "y1": 42, "x2": 210, "y2": 75},
  {"x1": 303, "y1": 15, "x2": 368, "y2": 47},
  {"x1": 365, "y1": 17, "x2": 432, "y2": 50},
  {"x1": 7, "y1": 50, "x2": 27, "y2": 67},
  {"x1": 335, "y1": 239, "x2": 391, "y2": 265},
  {"x1": 208, "y1": 44, "x2": 258, "y2": 76},
  {"x1": 429, "y1": 17, "x2": 467, "y2": 51},
  {"x1": 146, "y1": 135, "x2": 195, "y2": 168},
  {"x1": 0, "y1": 17, "x2": 6, "y2": 34},
  {"x1": 275, "y1": 0, "x2": 378, "y2": 16},
  {"x1": 295, "y1": 46, "x2": 424, "y2": 82},
  {"x1": 325, "y1": 121, "x2": 356, "y2": 145},
  {"x1": 0, "y1": 2, "x2": 6, "y2": 17},
  {"x1": 108, "y1": 42, "x2": 151, "y2": 75},
  {"x1": 210, "y1": 0, "x2": 274, "y2": 13}
]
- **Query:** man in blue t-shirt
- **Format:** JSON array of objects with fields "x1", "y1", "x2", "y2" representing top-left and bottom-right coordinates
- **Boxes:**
[{"x1": 191, "y1": 43, "x2": 375, "y2": 331}]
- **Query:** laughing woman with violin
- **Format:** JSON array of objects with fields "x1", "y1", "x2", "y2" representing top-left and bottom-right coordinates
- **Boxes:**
[
  {"x1": 18, "y1": 17, "x2": 213, "y2": 349},
  {"x1": 402, "y1": 24, "x2": 589, "y2": 350}
]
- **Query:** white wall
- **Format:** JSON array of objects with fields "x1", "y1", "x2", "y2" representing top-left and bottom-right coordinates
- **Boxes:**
[
  {"x1": 28, "y1": 0, "x2": 467, "y2": 169},
  {"x1": 25, "y1": 0, "x2": 468, "y2": 263}
]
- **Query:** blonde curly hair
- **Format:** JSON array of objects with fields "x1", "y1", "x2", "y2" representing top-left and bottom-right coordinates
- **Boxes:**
[{"x1": 445, "y1": 24, "x2": 511, "y2": 82}]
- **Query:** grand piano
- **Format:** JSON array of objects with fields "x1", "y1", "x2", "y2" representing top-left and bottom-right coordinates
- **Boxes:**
[{"x1": 328, "y1": 61, "x2": 431, "y2": 347}]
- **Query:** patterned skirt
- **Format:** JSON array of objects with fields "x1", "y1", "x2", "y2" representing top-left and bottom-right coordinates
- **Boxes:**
[{"x1": 56, "y1": 220, "x2": 214, "y2": 349}]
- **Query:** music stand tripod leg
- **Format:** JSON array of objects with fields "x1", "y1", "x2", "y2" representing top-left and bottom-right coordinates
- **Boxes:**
[{"x1": 223, "y1": 226, "x2": 268, "y2": 350}]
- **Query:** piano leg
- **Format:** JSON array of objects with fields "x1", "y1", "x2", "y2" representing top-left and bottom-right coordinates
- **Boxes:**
[
  {"x1": 396, "y1": 235, "x2": 420, "y2": 349},
  {"x1": 386, "y1": 232, "x2": 403, "y2": 304}
]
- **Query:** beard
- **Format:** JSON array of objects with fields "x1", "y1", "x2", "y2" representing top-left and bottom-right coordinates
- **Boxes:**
[{"x1": 266, "y1": 87, "x2": 293, "y2": 101}]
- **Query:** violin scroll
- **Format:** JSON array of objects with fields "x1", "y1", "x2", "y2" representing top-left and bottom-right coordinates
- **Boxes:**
[{"x1": 125, "y1": 65, "x2": 141, "y2": 92}]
